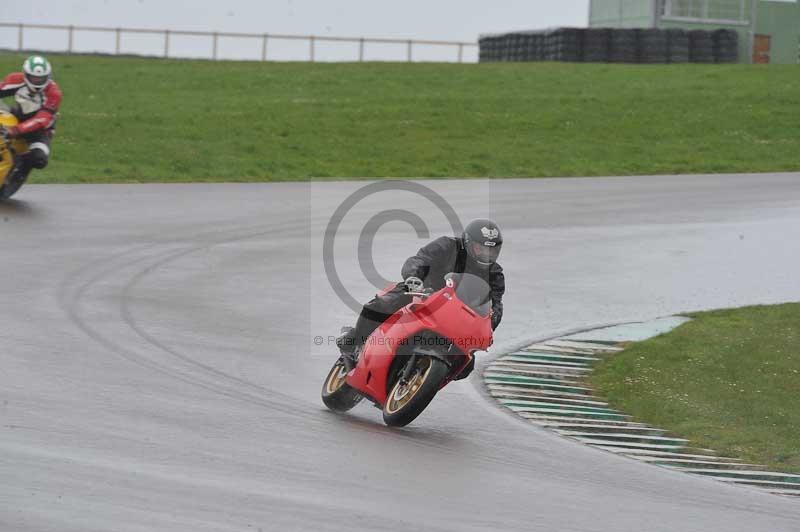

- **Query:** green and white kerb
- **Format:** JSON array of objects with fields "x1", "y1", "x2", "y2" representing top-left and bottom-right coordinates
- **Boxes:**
[{"x1": 22, "y1": 55, "x2": 52, "y2": 92}]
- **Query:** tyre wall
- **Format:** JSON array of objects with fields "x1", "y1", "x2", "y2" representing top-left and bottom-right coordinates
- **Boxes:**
[{"x1": 479, "y1": 28, "x2": 738, "y2": 64}]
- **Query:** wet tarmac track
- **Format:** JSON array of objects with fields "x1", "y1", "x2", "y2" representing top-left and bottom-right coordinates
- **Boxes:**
[{"x1": 2, "y1": 175, "x2": 800, "y2": 531}]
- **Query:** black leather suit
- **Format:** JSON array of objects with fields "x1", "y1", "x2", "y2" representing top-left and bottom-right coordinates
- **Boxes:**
[{"x1": 349, "y1": 236, "x2": 505, "y2": 348}]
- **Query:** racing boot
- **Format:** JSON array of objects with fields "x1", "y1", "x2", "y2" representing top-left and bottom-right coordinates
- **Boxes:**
[
  {"x1": 452, "y1": 355, "x2": 476, "y2": 381},
  {"x1": 336, "y1": 327, "x2": 358, "y2": 370}
]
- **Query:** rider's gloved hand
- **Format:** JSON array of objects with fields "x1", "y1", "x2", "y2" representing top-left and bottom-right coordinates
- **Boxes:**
[
  {"x1": 403, "y1": 276, "x2": 424, "y2": 293},
  {"x1": 1, "y1": 126, "x2": 18, "y2": 140}
]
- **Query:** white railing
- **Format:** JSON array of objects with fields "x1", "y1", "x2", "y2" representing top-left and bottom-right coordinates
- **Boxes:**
[{"x1": 0, "y1": 22, "x2": 478, "y2": 63}]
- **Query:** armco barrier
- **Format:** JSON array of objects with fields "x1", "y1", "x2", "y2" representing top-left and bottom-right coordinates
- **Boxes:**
[{"x1": 479, "y1": 28, "x2": 738, "y2": 64}]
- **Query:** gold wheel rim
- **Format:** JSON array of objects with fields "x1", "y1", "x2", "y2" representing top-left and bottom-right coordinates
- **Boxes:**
[
  {"x1": 325, "y1": 362, "x2": 348, "y2": 395},
  {"x1": 385, "y1": 358, "x2": 433, "y2": 415}
]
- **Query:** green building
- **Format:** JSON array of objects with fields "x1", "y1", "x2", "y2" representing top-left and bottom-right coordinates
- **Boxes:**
[{"x1": 589, "y1": 0, "x2": 800, "y2": 63}]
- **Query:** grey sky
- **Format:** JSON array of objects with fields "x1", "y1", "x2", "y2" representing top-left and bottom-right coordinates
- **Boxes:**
[{"x1": 5, "y1": 1, "x2": 590, "y2": 42}]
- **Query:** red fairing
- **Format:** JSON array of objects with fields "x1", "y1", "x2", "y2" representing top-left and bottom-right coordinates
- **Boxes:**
[
  {"x1": 346, "y1": 285, "x2": 493, "y2": 405},
  {"x1": 0, "y1": 73, "x2": 62, "y2": 135}
]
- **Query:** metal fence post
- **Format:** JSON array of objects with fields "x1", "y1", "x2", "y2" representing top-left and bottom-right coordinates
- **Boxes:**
[
  {"x1": 164, "y1": 30, "x2": 170, "y2": 58},
  {"x1": 359, "y1": 38, "x2": 365, "y2": 62},
  {"x1": 458, "y1": 43, "x2": 464, "y2": 63},
  {"x1": 310, "y1": 36, "x2": 315, "y2": 62},
  {"x1": 115, "y1": 28, "x2": 121, "y2": 54},
  {"x1": 68, "y1": 25, "x2": 74, "y2": 53},
  {"x1": 213, "y1": 32, "x2": 218, "y2": 60},
  {"x1": 18, "y1": 23, "x2": 23, "y2": 51},
  {"x1": 407, "y1": 40, "x2": 412, "y2": 62},
  {"x1": 262, "y1": 33, "x2": 269, "y2": 61}
]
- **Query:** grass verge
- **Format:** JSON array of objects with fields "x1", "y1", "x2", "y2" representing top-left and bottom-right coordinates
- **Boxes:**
[
  {"x1": 2, "y1": 53, "x2": 799, "y2": 182},
  {"x1": 590, "y1": 303, "x2": 800, "y2": 473}
]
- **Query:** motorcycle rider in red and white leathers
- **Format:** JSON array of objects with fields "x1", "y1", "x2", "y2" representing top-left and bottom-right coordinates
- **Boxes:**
[{"x1": 0, "y1": 55, "x2": 62, "y2": 174}]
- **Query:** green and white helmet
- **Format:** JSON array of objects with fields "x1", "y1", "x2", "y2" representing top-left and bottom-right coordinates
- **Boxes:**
[{"x1": 22, "y1": 55, "x2": 52, "y2": 92}]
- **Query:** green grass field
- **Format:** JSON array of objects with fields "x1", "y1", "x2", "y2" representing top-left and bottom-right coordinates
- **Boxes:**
[
  {"x1": 2, "y1": 53, "x2": 799, "y2": 182},
  {"x1": 591, "y1": 303, "x2": 800, "y2": 473}
]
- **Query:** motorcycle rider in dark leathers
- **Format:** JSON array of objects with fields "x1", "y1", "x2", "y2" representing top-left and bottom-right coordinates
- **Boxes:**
[{"x1": 337, "y1": 218, "x2": 505, "y2": 379}]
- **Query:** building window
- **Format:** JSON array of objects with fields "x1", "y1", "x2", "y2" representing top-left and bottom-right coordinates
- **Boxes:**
[{"x1": 660, "y1": 0, "x2": 750, "y2": 23}]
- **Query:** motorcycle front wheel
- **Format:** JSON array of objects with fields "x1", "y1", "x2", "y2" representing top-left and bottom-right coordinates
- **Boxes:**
[
  {"x1": 0, "y1": 164, "x2": 30, "y2": 200},
  {"x1": 382, "y1": 356, "x2": 449, "y2": 427},
  {"x1": 321, "y1": 358, "x2": 363, "y2": 413}
]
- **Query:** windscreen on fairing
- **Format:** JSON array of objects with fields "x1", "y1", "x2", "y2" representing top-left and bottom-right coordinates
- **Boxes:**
[{"x1": 452, "y1": 273, "x2": 492, "y2": 317}]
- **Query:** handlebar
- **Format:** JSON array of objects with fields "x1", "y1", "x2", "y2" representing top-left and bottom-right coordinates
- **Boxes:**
[
  {"x1": 403, "y1": 276, "x2": 434, "y2": 298},
  {"x1": 406, "y1": 290, "x2": 433, "y2": 298}
]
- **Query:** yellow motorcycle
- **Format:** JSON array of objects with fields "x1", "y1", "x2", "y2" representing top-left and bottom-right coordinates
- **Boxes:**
[{"x1": 0, "y1": 104, "x2": 31, "y2": 200}]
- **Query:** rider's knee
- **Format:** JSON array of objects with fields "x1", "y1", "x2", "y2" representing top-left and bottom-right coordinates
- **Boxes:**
[
  {"x1": 29, "y1": 149, "x2": 49, "y2": 169},
  {"x1": 27, "y1": 143, "x2": 50, "y2": 169},
  {"x1": 363, "y1": 294, "x2": 391, "y2": 315}
]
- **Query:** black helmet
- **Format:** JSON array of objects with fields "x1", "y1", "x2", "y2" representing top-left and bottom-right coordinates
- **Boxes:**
[{"x1": 462, "y1": 219, "x2": 502, "y2": 267}]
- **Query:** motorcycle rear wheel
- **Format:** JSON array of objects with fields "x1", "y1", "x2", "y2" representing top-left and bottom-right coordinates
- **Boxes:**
[
  {"x1": 382, "y1": 356, "x2": 449, "y2": 427},
  {"x1": 321, "y1": 358, "x2": 363, "y2": 413}
]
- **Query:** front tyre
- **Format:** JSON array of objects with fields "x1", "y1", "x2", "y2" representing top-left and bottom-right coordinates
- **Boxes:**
[
  {"x1": 382, "y1": 356, "x2": 449, "y2": 427},
  {"x1": 0, "y1": 164, "x2": 30, "y2": 200},
  {"x1": 321, "y1": 359, "x2": 363, "y2": 413}
]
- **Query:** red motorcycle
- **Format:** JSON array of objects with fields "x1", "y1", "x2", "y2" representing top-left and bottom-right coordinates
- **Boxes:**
[{"x1": 322, "y1": 273, "x2": 493, "y2": 426}]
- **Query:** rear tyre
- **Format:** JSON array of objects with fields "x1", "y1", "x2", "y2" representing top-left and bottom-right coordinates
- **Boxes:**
[
  {"x1": 321, "y1": 358, "x2": 363, "y2": 413},
  {"x1": 382, "y1": 356, "x2": 449, "y2": 427}
]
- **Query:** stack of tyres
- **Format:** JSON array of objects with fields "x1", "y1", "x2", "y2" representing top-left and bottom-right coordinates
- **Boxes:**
[
  {"x1": 609, "y1": 29, "x2": 639, "y2": 63},
  {"x1": 521, "y1": 34, "x2": 533, "y2": 61},
  {"x1": 535, "y1": 31, "x2": 545, "y2": 61},
  {"x1": 497, "y1": 34, "x2": 510, "y2": 61},
  {"x1": 493, "y1": 35, "x2": 506, "y2": 62},
  {"x1": 518, "y1": 34, "x2": 529, "y2": 61},
  {"x1": 514, "y1": 33, "x2": 528, "y2": 61},
  {"x1": 639, "y1": 29, "x2": 668, "y2": 63},
  {"x1": 483, "y1": 35, "x2": 495, "y2": 62},
  {"x1": 527, "y1": 32, "x2": 545, "y2": 61},
  {"x1": 712, "y1": 29, "x2": 738, "y2": 63},
  {"x1": 478, "y1": 37, "x2": 490, "y2": 62},
  {"x1": 502, "y1": 34, "x2": 513, "y2": 61},
  {"x1": 506, "y1": 33, "x2": 518, "y2": 61},
  {"x1": 534, "y1": 32, "x2": 546, "y2": 61},
  {"x1": 542, "y1": 31, "x2": 555, "y2": 61},
  {"x1": 553, "y1": 28, "x2": 583, "y2": 62},
  {"x1": 666, "y1": 29, "x2": 690, "y2": 63},
  {"x1": 493, "y1": 36, "x2": 505, "y2": 62},
  {"x1": 494, "y1": 35, "x2": 506, "y2": 62},
  {"x1": 517, "y1": 33, "x2": 530, "y2": 61},
  {"x1": 486, "y1": 36, "x2": 502, "y2": 62},
  {"x1": 478, "y1": 27, "x2": 735, "y2": 64},
  {"x1": 689, "y1": 30, "x2": 714, "y2": 63},
  {"x1": 481, "y1": 35, "x2": 495, "y2": 62},
  {"x1": 583, "y1": 28, "x2": 610, "y2": 62}
]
